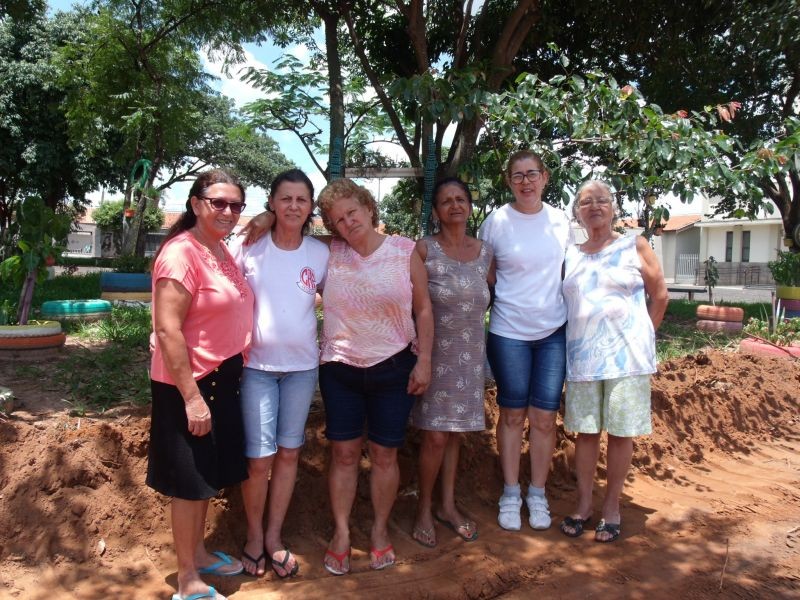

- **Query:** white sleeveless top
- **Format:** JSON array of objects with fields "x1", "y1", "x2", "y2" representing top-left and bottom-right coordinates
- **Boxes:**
[{"x1": 562, "y1": 234, "x2": 656, "y2": 381}]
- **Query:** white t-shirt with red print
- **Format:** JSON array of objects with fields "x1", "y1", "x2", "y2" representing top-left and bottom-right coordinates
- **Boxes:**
[{"x1": 230, "y1": 232, "x2": 329, "y2": 372}]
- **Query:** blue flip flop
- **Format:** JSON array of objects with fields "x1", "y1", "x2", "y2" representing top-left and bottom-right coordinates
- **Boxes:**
[
  {"x1": 197, "y1": 551, "x2": 244, "y2": 576},
  {"x1": 170, "y1": 585, "x2": 218, "y2": 600}
]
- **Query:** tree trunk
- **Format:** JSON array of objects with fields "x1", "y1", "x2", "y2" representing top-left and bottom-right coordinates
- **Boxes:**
[
  {"x1": 16, "y1": 269, "x2": 36, "y2": 325},
  {"x1": 322, "y1": 9, "x2": 344, "y2": 180}
]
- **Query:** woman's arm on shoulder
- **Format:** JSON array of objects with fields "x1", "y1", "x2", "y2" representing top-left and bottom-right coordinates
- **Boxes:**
[
  {"x1": 153, "y1": 278, "x2": 211, "y2": 437},
  {"x1": 408, "y1": 248, "x2": 433, "y2": 395},
  {"x1": 635, "y1": 236, "x2": 669, "y2": 330},
  {"x1": 415, "y1": 238, "x2": 428, "y2": 262}
]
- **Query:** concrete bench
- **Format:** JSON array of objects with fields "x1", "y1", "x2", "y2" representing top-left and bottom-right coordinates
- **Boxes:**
[{"x1": 667, "y1": 285, "x2": 708, "y2": 300}]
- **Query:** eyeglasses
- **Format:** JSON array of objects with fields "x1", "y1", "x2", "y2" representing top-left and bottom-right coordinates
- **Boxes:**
[
  {"x1": 578, "y1": 196, "x2": 613, "y2": 208},
  {"x1": 510, "y1": 170, "x2": 543, "y2": 184},
  {"x1": 199, "y1": 196, "x2": 246, "y2": 214}
]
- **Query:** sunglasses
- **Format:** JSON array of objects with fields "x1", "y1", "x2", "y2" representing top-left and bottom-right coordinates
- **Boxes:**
[{"x1": 199, "y1": 196, "x2": 246, "y2": 214}]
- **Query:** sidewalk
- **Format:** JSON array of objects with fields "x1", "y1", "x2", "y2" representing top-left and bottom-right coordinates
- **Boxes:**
[{"x1": 667, "y1": 284, "x2": 774, "y2": 304}]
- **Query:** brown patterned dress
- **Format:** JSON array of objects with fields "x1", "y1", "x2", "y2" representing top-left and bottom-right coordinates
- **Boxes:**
[{"x1": 411, "y1": 238, "x2": 493, "y2": 432}]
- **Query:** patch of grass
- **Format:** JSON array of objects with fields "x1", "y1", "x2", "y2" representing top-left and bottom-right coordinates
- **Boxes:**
[
  {"x1": 54, "y1": 346, "x2": 151, "y2": 412},
  {"x1": 656, "y1": 300, "x2": 770, "y2": 360},
  {"x1": 69, "y1": 305, "x2": 151, "y2": 348}
]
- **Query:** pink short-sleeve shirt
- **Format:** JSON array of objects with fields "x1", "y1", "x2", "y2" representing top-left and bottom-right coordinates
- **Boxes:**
[
  {"x1": 320, "y1": 235, "x2": 417, "y2": 367},
  {"x1": 150, "y1": 231, "x2": 254, "y2": 384}
]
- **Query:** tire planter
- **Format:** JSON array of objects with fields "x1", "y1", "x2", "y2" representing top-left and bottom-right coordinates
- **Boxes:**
[
  {"x1": 0, "y1": 320, "x2": 62, "y2": 338},
  {"x1": 100, "y1": 272, "x2": 152, "y2": 292},
  {"x1": 695, "y1": 305, "x2": 745, "y2": 322},
  {"x1": 101, "y1": 291, "x2": 152, "y2": 302},
  {"x1": 696, "y1": 319, "x2": 743, "y2": 333},
  {"x1": 40, "y1": 299, "x2": 112, "y2": 321},
  {"x1": 739, "y1": 337, "x2": 800, "y2": 359},
  {"x1": 0, "y1": 332, "x2": 66, "y2": 350},
  {"x1": 777, "y1": 297, "x2": 800, "y2": 319}
]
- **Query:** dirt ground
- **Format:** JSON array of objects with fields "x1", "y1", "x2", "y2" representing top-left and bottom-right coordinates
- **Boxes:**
[{"x1": 0, "y1": 342, "x2": 798, "y2": 599}]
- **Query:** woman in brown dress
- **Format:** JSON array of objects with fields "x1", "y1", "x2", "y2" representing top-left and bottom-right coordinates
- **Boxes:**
[{"x1": 410, "y1": 177, "x2": 495, "y2": 547}]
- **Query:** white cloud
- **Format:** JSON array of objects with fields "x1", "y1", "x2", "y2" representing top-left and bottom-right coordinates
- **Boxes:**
[{"x1": 201, "y1": 48, "x2": 269, "y2": 109}]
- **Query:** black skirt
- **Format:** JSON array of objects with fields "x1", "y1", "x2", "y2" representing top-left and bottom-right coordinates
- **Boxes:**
[{"x1": 146, "y1": 354, "x2": 248, "y2": 500}]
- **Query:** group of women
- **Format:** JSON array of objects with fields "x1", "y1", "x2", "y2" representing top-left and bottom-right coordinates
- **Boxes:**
[{"x1": 146, "y1": 151, "x2": 667, "y2": 600}]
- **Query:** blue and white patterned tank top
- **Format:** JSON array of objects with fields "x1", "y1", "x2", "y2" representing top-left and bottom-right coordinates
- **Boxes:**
[{"x1": 562, "y1": 234, "x2": 656, "y2": 381}]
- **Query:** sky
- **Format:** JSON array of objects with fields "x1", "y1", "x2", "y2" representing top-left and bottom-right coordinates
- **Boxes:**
[{"x1": 46, "y1": 1, "x2": 703, "y2": 219}]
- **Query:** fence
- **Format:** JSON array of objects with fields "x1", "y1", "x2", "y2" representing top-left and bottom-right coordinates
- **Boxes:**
[{"x1": 693, "y1": 261, "x2": 774, "y2": 286}]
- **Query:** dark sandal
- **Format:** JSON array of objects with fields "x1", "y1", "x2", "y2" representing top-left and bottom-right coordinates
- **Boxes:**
[
  {"x1": 594, "y1": 519, "x2": 621, "y2": 543},
  {"x1": 271, "y1": 548, "x2": 299, "y2": 578},
  {"x1": 560, "y1": 515, "x2": 591, "y2": 538},
  {"x1": 241, "y1": 548, "x2": 266, "y2": 577}
]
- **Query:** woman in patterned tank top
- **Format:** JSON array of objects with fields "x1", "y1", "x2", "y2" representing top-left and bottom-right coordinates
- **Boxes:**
[
  {"x1": 560, "y1": 180, "x2": 668, "y2": 543},
  {"x1": 409, "y1": 177, "x2": 495, "y2": 548}
]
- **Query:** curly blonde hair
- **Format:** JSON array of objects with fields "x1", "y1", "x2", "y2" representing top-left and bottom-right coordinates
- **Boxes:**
[{"x1": 317, "y1": 178, "x2": 379, "y2": 235}]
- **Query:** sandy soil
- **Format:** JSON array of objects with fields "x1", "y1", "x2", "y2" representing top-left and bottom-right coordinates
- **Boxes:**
[{"x1": 0, "y1": 344, "x2": 798, "y2": 599}]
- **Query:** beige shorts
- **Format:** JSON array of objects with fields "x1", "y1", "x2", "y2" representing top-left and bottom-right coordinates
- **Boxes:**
[{"x1": 564, "y1": 375, "x2": 652, "y2": 437}]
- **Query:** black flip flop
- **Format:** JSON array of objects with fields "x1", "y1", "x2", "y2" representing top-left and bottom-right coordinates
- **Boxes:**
[
  {"x1": 594, "y1": 519, "x2": 621, "y2": 543},
  {"x1": 241, "y1": 548, "x2": 266, "y2": 577},
  {"x1": 271, "y1": 548, "x2": 299, "y2": 578},
  {"x1": 560, "y1": 515, "x2": 591, "y2": 538}
]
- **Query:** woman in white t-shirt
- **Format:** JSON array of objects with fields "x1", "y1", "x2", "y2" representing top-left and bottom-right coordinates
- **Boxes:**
[
  {"x1": 479, "y1": 150, "x2": 571, "y2": 533},
  {"x1": 230, "y1": 169, "x2": 329, "y2": 579}
]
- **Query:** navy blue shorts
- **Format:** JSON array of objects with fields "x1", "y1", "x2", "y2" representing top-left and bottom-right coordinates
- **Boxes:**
[{"x1": 319, "y1": 346, "x2": 417, "y2": 448}]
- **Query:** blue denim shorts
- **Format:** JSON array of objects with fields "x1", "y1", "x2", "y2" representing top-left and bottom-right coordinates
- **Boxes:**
[
  {"x1": 486, "y1": 325, "x2": 566, "y2": 411},
  {"x1": 240, "y1": 366, "x2": 319, "y2": 458},
  {"x1": 319, "y1": 346, "x2": 417, "y2": 448}
]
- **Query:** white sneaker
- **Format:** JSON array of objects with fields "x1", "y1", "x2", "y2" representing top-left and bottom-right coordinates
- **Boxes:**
[
  {"x1": 497, "y1": 494, "x2": 523, "y2": 531},
  {"x1": 526, "y1": 494, "x2": 551, "y2": 530}
]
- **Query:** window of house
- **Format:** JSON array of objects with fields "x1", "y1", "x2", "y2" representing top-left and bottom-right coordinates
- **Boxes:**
[
  {"x1": 741, "y1": 231, "x2": 750, "y2": 263},
  {"x1": 725, "y1": 231, "x2": 733, "y2": 262}
]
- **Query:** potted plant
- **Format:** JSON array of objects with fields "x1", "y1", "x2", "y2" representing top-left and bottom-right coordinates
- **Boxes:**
[
  {"x1": 768, "y1": 251, "x2": 800, "y2": 318},
  {"x1": 0, "y1": 197, "x2": 71, "y2": 350}
]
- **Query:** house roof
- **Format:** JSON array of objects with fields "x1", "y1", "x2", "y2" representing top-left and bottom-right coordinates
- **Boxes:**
[{"x1": 663, "y1": 214, "x2": 702, "y2": 232}]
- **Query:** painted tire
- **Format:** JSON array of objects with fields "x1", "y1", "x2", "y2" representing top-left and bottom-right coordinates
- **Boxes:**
[
  {"x1": 695, "y1": 305, "x2": 744, "y2": 323},
  {"x1": 0, "y1": 332, "x2": 66, "y2": 350},
  {"x1": 53, "y1": 312, "x2": 111, "y2": 321},
  {"x1": 740, "y1": 338, "x2": 800, "y2": 359},
  {"x1": 0, "y1": 321, "x2": 62, "y2": 338},
  {"x1": 101, "y1": 291, "x2": 152, "y2": 302},
  {"x1": 776, "y1": 286, "x2": 800, "y2": 301},
  {"x1": 784, "y1": 309, "x2": 800, "y2": 319},
  {"x1": 779, "y1": 299, "x2": 800, "y2": 311},
  {"x1": 696, "y1": 319, "x2": 743, "y2": 333},
  {"x1": 100, "y1": 272, "x2": 152, "y2": 292},
  {"x1": 40, "y1": 299, "x2": 112, "y2": 316}
]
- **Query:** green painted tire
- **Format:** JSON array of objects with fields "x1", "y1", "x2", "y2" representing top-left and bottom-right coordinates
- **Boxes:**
[
  {"x1": 40, "y1": 299, "x2": 112, "y2": 317},
  {"x1": 0, "y1": 321, "x2": 62, "y2": 338}
]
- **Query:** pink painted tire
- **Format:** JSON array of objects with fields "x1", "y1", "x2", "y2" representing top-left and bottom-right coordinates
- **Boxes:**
[
  {"x1": 696, "y1": 319, "x2": 743, "y2": 333},
  {"x1": 695, "y1": 305, "x2": 744, "y2": 322},
  {"x1": 739, "y1": 338, "x2": 800, "y2": 359}
]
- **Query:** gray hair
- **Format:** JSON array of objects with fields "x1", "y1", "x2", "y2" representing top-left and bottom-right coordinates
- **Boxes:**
[{"x1": 572, "y1": 180, "x2": 619, "y2": 222}]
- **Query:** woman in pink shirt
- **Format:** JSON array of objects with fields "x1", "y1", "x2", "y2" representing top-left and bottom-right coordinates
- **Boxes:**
[
  {"x1": 243, "y1": 178, "x2": 433, "y2": 574},
  {"x1": 147, "y1": 169, "x2": 254, "y2": 600},
  {"x1": 316, "y1": 179, "x2": 433, "y2": 575}
]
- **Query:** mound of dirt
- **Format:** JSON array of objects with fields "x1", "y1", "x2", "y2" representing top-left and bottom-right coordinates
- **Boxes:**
[{"x1": 0, "y1": 347, "x2": 798, "y2": 599}]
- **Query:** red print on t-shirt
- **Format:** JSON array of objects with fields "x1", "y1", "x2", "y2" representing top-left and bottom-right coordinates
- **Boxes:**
[{"x1": 297, "y1": 267, "x2": 317, "y2": 294}]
